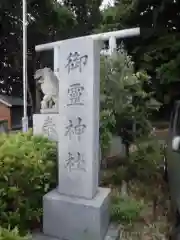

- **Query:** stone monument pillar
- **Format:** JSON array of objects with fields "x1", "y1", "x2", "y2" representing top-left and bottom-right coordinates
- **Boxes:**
[{"x1": 42, "y1": 37, "x2": 111, "y2": 240}]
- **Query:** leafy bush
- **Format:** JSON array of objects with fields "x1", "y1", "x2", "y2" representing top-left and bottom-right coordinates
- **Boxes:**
[
  {"x1": 0, "y1": 227, "x2": 29, "y2": 240},
  {"x1": 128, "y1": 136, "x2": 166, "y2": 218},
  {"x1": 100, "y1": 44, "x2": 161, "y2": 143},
  {"x1": 110, "y1": 193, "x2": 144, "y2": 223},
  {"x1": 99, "y1": 43, "x2": 161, "y2": 159},
  {"x1": 100, "y1": 167, "x2": 128, "y2": 186},
  {"x1": 128, "y1": 136, "x2": 163, "y2": 182},
  {"x1": 101, "y1": 136, "x2": 163, "y2": 188},
  {"x1": 0, "y1": 130, "x2": 57, "y2": 232},
  {"x1": 100, "y1": 109, "x2": 116, "y2": 158}
]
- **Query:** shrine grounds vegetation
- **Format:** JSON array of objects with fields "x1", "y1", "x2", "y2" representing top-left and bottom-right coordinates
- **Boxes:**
[
  {"x1": 101, "y1": 136, "x2": 170, "y2": 239},
  {"x1": 98, "y1": 48, "x2": 171, "y2": 238},
  {"x1": 0, "y1": 130, "x2": 170, "y2": 239},
  {"x1": 0, "y1": 48, "x2": 169, "y2": 239},
  {"x1": 0, "y1": 227, "x2": 29, "y2": 240},
  {"x1": 0, "y1": 130, "x2": 57, "y2": 234}
]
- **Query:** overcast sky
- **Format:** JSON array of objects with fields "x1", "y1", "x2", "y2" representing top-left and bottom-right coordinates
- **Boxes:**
[
  {"x1": 101, "y1": 0, "x2": 114, "y2": 9},
  {"x1": 57, "y1": 0, "x2": 114, "y2": 9}
]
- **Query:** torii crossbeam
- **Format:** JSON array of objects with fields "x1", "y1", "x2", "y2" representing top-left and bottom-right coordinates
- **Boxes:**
[{"x1": 35, "y1": 28, "x2": 140, "y2": 53}]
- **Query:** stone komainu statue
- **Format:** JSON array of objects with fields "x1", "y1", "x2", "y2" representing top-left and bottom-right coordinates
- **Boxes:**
[{"x1": 34, "y1": 67, "x2": 59, "y2": 112}]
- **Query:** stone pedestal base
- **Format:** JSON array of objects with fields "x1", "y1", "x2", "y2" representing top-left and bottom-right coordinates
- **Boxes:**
[
  {"x1": 33, "y1": 114, "x2": 59, "y2": 141},
  {"x1": 43, "y1": 187, "x2": 111, "y2": 240},
  {"x1": 33, "y1": 224, "x2": 120, "y2": 240}
]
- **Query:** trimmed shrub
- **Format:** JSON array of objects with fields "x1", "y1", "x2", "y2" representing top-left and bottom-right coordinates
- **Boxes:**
[
  {"x1": 0, "y1": 130, "x2": 57, "y2": 232},
  {"x1": 0, "y1": 227, "x2": 29, "y2": 240}
]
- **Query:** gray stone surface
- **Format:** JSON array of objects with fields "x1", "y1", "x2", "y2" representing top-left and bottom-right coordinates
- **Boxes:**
[
  {"x1": 42, "y1": 188, "x2": 111, "y2": 240},
  {"x1": 57, "y1": 38, "x2": 101, "y2": 199},
  {"x1": 32, "y1": 223, "x2": 120, "y2": 240},
  {"x1": 104, "y1": 224, "x2": 120, "y2": 240},
  {"x1": 33, "y1": 38, "x2": 112, "y2": 240},
  {"x1": 33, "y1": 114, "x2": 59, "y2": 141}
]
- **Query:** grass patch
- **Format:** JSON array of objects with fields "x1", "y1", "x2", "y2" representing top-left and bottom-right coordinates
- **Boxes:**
[{"x1": 110, "y1": 193, "x2": 144, "y2": 223}]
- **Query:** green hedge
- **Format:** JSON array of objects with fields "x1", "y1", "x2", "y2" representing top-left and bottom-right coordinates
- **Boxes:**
[
  {"x1": 0, "y1": 227, "x2": 29, "y2": 240},
  {"x1": 0, "y1": 130, "x2": 57, "y2": 232}
]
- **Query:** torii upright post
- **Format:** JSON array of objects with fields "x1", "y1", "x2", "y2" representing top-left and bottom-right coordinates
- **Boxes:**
[{"x1": 35, "y1": 28, "x2": 140, "y2": 240}]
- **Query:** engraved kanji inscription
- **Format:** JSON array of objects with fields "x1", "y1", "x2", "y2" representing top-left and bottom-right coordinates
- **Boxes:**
[
  {"x1": 64, "y1": 152, "x2": 75, "y2": 172},
  {"x1": 64, "y1": 152, "x2": 86, "y2": 172},
  {"x1": 75, "y1": 152, "x2": 86, "y2": 171},
  {"x1": 74, "y1": 117, "x2": 86, "y2": 141},
  {"x1": 42, "y1": 116, "x2": 57, "y2": 140},
  {"x1": 65, "y1": 52, "x2": 88, "y2": 73},
  {"x1": 64, "y1": 120, "x2": 74, "y2": 140},
  {"x1": 64, "y1": 117, "x2": 86, "y2": 141},
  {"x1": 67, "y1": 83, "x2": 84, "y2": 106}
]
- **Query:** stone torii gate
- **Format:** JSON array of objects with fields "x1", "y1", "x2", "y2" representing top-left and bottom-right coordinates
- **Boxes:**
[
  {"x1": 34, "y1": 28, "x2": 140, "y2": 240},
  {"x1": 36, "y1": 27, "x2": 140, "y2": 58}
]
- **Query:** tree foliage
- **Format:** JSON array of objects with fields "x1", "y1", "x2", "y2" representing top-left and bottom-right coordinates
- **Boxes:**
[
  {"x1": 1, "y1": 0, "x2": 179, "y2": 115},
  {"x1": 100, "y1": 44, "x2": 160, "y2": 140},
  {"x1": 98, "y1": 0, "x2": 180, "y2": 104},
  {"x1": 63, "y1": 0, "x2": 103, "y2": 36},
  {"x1": 0, "y1": 0, "x2": 102, "y2": 111},
  {"x1": 0, "y1": 0, "x2": 77, "y2": 111}
]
